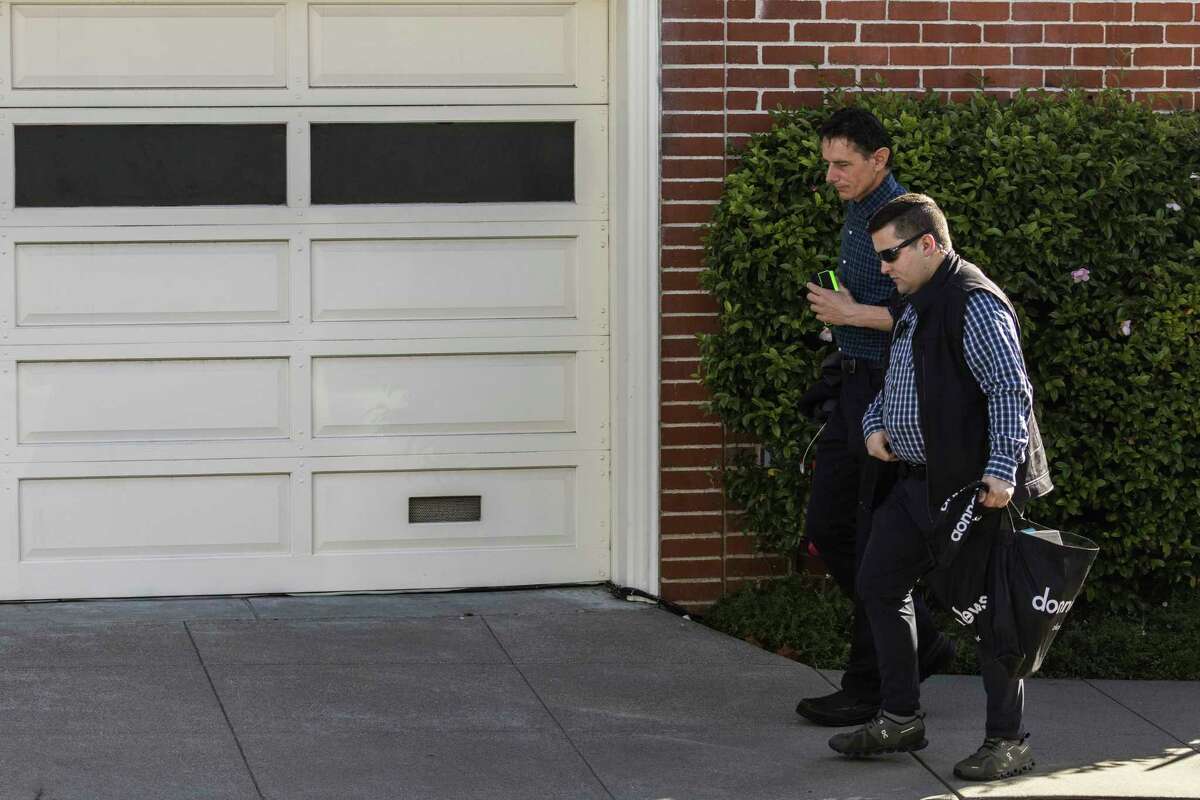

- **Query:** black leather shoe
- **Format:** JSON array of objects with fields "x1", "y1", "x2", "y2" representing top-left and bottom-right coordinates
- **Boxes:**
[
  {"x1": 918, "y1": 634, "x2": 956, "y2": 682},
  {"x1": 795, "y1": 690, "x2": 879, "y2": 727}
]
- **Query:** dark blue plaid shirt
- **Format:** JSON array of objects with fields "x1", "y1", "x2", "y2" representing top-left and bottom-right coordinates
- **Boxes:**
[
  {"x1": 832, "y1": 172, "x2": 907, "y2": 362},
  {"x1": 862, "y1": 289, "x2": 1033, "y2": 484}
]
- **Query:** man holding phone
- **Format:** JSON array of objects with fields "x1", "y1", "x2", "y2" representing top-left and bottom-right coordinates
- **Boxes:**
[{"x1": 794, "y1": 108, "x2": 954, "y2": 727}]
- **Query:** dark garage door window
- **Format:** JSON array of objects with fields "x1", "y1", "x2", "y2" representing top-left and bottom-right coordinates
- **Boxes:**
[
  {"x1": 15, "y1": 124, "x2": 287, "y2": 207},
  {"x1": 310, "y1": 122, "x2": 574, "y2": 205}
]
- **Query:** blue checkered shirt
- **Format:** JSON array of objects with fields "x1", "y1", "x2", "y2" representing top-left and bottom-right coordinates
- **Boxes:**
[
  {"x1": 862, "y1": 290, "x2": 1033, "y2": 484},
  {"x1": 833, "y1": 172, "x2": 906, "y2": 361}
]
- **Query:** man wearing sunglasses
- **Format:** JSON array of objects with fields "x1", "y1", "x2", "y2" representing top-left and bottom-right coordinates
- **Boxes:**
[
  {"x1": 828, "y1": 193, "x2": 1052, "y2": 781},
  {"x1": 794, "y1": 109, "x2": 955, "y2": 728}
]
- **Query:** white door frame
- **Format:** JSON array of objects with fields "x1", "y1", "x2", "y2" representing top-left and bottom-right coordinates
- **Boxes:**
[{"x1": 608, "y1": 0, "x2": 661, "y2": 595}]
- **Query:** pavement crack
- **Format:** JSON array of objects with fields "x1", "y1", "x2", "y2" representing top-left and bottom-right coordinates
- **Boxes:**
[
  {"x1": 1083, "y1": 678, "x2": 1200, "y2": 755},
  {"x1": 183, "y1": 620, "x2": 267, "y2": 800},
  {"x1": 479, "y1": 615, "x2": 616, "y2": 800}
]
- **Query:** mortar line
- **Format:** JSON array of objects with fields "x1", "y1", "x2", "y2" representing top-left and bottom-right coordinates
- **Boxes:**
[
  {"x1": 183, "y1": 620, "x2": 267, "y2": 800},
  {"x1": 479, "y1": 615, "x2": 617, "y2": 800}
]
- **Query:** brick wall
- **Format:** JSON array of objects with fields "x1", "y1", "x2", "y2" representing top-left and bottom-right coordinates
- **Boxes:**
[{"x1": 658, "y1": 0, "x2": 1200, "y2": 612}]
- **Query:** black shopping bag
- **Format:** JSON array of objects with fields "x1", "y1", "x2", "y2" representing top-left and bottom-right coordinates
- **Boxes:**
[
  {"x1": 923, "y1": 481, "x2": 1001, "y2": 633},
  {"x1": 987, "y1": 512, "x2": 1100, "y2": 678}
]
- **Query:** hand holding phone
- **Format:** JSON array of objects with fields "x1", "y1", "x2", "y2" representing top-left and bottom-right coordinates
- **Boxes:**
[{"x1": 815, "y1": 270, "x2": 841, "y2": 292}]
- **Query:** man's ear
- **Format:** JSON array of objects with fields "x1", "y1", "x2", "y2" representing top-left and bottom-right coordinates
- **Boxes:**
[{"x1": 872, "y1": 147, "x2": 891, "y2": 170}]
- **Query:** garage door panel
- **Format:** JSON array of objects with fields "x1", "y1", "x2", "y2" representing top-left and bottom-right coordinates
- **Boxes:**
[
  {"x1": 309, "y1": 4, "x2": 576, "y2": 88},
  {"x1": 17, "y1": 357, "x2": 291, "y2": 443},
  {"x1": 16, "y1": 240, "x2": 291, "y2": 326},
  {"x1": 19, "y1": 472, "x2": 291, "y2": 561},
  {"x1": 312, "y1": 466, "x2": 575, "y2": 553},
  {"x1": 11, "y1": 3, "x2": 288, "y2": 89}
]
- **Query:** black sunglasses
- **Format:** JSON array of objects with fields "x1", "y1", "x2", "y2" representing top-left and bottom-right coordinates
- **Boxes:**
[{"x1": 876, "y1": 230, "x2": 932, "y2": 263}]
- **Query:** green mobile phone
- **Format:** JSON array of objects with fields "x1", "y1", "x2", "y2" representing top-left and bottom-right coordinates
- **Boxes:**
[{"x1": 816, "y1": 270, "x2": 841, "y2": 292}]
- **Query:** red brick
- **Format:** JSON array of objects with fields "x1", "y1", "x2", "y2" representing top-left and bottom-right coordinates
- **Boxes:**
[
  {"x1": 1013, "y1": 2, "x2": 1071, "y2": 21},
  {"x1": 660, "y1": 445, "x2": 721, "y2": 467},
  {"x1": 660, "y1": 359, "x2": 702, "y2": 381},
  {"x1": 1166, "y1": 25, "x2": 1200, "y2": 43},
  {"x1": 727, "y1": 67, "x2": 791, "y2": 87},
  {"x1": 661, "y1": 536, "x2": 723, "y2": 558},
  {"x1": 725, "y1": 45, "x2": 760, "y2": 65},
  {"x1": 1136, "y1": 3, "x2": 1194, "y2": 22},
  {"x1": 830, "y1": 45, "x2": 891, "y2": 64},
  {"x1": 952, "y1": 45, "x2": 1013, "y2": 64},
  {"x1": 664, "y1": 91, "x2": 725, "y2": 111},
  {"x1": 661, "y1": 137, "x2": 725, "y2": 158},
  {"x1": 984, "y1": 66, "x2": 1045, "y2": 85},
  {"x1": 661, "y1": 515, "x2": 723, "y2": 535},
  {"x1": 1166, "y1": 68, "x2": 1200, "y2": 86},
  {"x1": 661, "y1": 251, "x2": 706, "y2": 273},
  {"x1": 729, "y1": 22, "x2": 792, "y2": 41},
  {"x1": 661, "y1": 203, "x2": 717, "y2": 225},
  {"x1": 1134, "y1": 91, "x2": 1195, "y2": 110},
  {"x1": 660, "y1": 419, "x2": 721, "y2": 445},
  {"x1": 793, "y1": 67, "x2": 859, "y2": 86},
  {"x1": 1133, "y1": 47, "x2": 1193, "y2": 66},
  {"x1": 725, "y1": 90, "x2": 760, "y2": 109},
  {"x1": 661, "y1": 179, "x2": 725, "y2": 201},
  {"x1": 1194, "y1": 46, "x2": 1200, "y2": 63},
  {"x1": 662, "y1": 314, "x2": 719, "y2": 336},
  {"x1": 659, "y1": 580, "x2": 725, "y2": 604},
  {"x1": 922, "y1": 22, "x2": 983, "y2": 41},
  {"x1": 662, "y1": 0, "x2": 725, "y2": 19},
  {"x1": 923, "y1": 67, "x2": 986, "y2": 86},
  {"x1": 863, "y1": 22, "x2": 922, "y2": 40},
  {"x1": 662, "y1": 67, "x2": 724, "y2": 88},
  {"x1": 662, "y1": 21, "x2": 725, "y2": 41},
  {"x1": 1012, "y1": 46, "x2": 1071, "y2": 65},
  {"x1": 889, "y1": 1, "x2": 950, "y2": 20},
  {"x1": 660, "y1": 462, "x2": 719, "y2": 486},
  {"x1": 762, "y1": 0, "x2": 824, "y2": 17},
  {"x1": 945, "y1": 88, "x2": 1013, "y2": 101},
  {"x1": 724, "y1": 534, "x2": 764, "y2": 556},
  {"x1": 726, "y1": 556, "x2": 790, "y2": 578},
  {"x1": 1045, "y1": 68, "x2": 1104, "y2": 88},
  {"x1": 662, "y1": 227, "x2": 706, "y2": 247},
  {"x1": 984, "y1": 23, "x2": 1044, "y2": 42},
  {"x1": 1106, "y1": 68, "x2": 1165, "y2": 87},
  {"x1": 727, "y1": 113, "x2": 776, "y2": 134},
  {"x1": 1073, "y1": 46, "x2": 1132, "y2": 66},
  {"x1": 661, "y1": 490, "x2": 723, "y2": 512},
  {"x1": 1074, "y1": 2, "x2": 1133, "y2": 21},
  {"x1": 662, "y1": 44, "x2": 724, "y2": 65},
  {"x1": 863, "y1": 67, "x2": 923, "y2": 86},
  {"x1": 761, "y1": 90, "x2": 826, "y2": 107},
  {"x1": 763, "y1": 45, "x2": 826, "y2": 63},
  {"x1": 890, "y1": 44, "x2": 951, "y2": 63},
  {"x1": 1044, "y1": 23, "x2": 1105, "y2": 42},
  {"x1": 728, "y1": 0, "x2": 758, "y2": 17},
  {"x1": 1107, "y1": 25, "x2": 1165, "y2": 44},
  {"x1": 827, "y1": 1, "x2": 888, "y2": 18},
  {"x1": 793, "y1": 22, "x2": 858, "y2": 40},
  {"x1": 950, "y1": 2, "x2": 1011, "y2": 21},
  {"x1": 662, "y1": 114, "x2": 724, "y2": 135},
  {"x1": 662, "y1": 381, "x2": 712, "y2": 402}
]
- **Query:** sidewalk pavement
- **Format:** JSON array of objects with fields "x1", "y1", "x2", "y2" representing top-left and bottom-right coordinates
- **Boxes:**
[{"x1": 0, "y1": 586, "x2": 1194, "y2": 800}]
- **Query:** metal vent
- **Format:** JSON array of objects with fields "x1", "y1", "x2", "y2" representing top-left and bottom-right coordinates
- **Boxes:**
[{"x1": 408, "y1": 495, "x2": 482, "y2": 524}]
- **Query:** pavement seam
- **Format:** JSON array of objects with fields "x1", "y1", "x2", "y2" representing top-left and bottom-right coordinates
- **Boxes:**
[
  {"x1": 1083, "y1": 678, "x2": 1200, "y2": 755},
  {"x1": 183, "y1": 620, "x2": 268, "y2": 800},
  {"x1": 479, "y1": 614, "x2": 618, "y2": 800}
]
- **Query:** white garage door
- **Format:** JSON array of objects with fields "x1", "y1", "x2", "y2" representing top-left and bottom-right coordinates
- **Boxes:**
[{"x1": 0, "y1": 0, "x2": 611, "y2": 600}]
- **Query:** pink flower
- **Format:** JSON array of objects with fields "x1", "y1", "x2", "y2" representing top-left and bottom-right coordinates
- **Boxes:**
[
  {"x1": 1121, "y1": 320, "x2": 1132, "y2": 337},
  {"x1": 1071, "y1": 268, "x2": 1091, "y2": 283}
]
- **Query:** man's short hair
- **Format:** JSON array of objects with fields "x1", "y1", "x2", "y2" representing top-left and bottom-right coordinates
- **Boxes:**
[
  {"x1": 818, "y1": 107, "x2": 894, "y2": 168},
  {"x1": 867, "y1": 193, "x2": 953, "y2": 251}
]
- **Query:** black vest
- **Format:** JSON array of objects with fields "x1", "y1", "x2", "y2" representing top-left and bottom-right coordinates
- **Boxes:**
[{"x1": 886, "y1": 252, "x2": 1054, "y2": 511}]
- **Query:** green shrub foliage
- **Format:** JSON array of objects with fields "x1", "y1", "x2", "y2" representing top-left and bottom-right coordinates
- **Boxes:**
[{"x1": 698, "y1": 89, "x2": 1200, "y2": 610}]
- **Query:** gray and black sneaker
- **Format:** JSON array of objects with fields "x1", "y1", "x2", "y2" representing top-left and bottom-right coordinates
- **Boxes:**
[
  {"x1": 828, "y1": 711, "x2": 927, "y2": 757},
  {"x1": 954, "y1": 736, "x2": 1035, "y2": 781}
]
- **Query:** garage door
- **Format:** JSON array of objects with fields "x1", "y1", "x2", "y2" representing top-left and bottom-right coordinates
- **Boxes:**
[{"x1": 0, "y1": 0, "x2": 611, "y2": 600}]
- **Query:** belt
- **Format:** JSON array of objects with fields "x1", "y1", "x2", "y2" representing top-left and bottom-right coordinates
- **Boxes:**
[
  {"x1": 897, "y1": 461, "x2": 927, "y2": 480},
  {"x1": 840, "y1": 356, "x2": 882, "y2": 375}
]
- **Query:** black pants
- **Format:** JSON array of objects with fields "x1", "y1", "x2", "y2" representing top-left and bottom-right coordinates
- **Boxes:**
[
  {"x1": 858, "y1": 475, "x2": 1024, "y2": 738},
  {"x1": 804, "y1": 363, "x2": 941, "y2": 705}
]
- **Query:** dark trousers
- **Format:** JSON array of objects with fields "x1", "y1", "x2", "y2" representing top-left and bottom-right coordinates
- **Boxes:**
[
  {"x1": 804, "y1": 364, "x2": 941, "y2": 705},
  {"x1": 858, "y1": 475, "x2": 1024, "y2": 739}
]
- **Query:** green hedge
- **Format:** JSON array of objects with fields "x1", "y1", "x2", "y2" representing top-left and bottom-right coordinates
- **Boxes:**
[{"x1": 698, "y1": 89, "x2": 1200, "y2": 611}]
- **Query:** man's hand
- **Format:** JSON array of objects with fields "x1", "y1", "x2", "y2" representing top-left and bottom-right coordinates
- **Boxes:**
[
  {"x1": 977, "y1": 476, "x2": 1015, "y2": 509},
  {"x1": 866, "y1": 430, "x2": 898, "y2": 462},
  {"x1": 806, "y1": 281, "x2": 860, "y2": 326}
]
